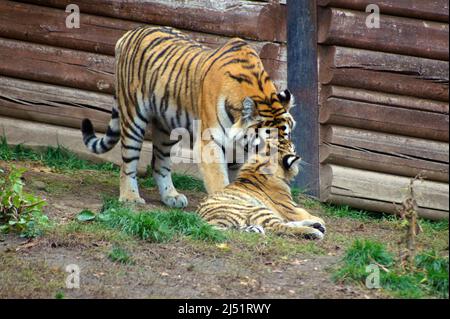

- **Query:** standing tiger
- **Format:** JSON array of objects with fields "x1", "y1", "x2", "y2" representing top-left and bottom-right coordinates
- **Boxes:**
[
  {"x1": 197, "y1": 138, "x2": 326, "y2": 240},
  {"x1": 81, "y1": 26, "x2": 295, "y2": 208}
]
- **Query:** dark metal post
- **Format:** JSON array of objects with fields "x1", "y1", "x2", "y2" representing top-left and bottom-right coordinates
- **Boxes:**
[{"x1": 287, "y1": 0, "x2": 319, "y2": 197}]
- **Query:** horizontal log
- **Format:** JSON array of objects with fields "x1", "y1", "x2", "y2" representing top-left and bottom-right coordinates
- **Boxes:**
[
  {"x1": 320, "y1": 139, "x2": 449, "y2": 183},
  {"x1": 0, "y1": 1, "x2": 287, "y2": 89},
  {"x1": 320, "y1": 85, "x2": 449, "y2": 114},
  {"x1": 0, "y1": 2, "x2": 287, "y2": 64},
  {"x1": 319, "y1": 46, "x2": 449, "y2": 101},
  {"x1": 320, "y1": 164, "x2": 449, "y2": 219},
  {"x1": 0, "y1": 38, "x2": 115, "y2": 94},
  {"x1": 15, "y1": 0, "x2": 287, "y2": 42},
  {"x1": 320, "y1": 98, "x2": 449, "y2": 141},
  {"x1": 318, "y1": 8, "x2": 449, "y2": 61},
  {"x1": 0, "y1": 116, "x2": 199, "y2": 178},
  {"x1": 318, "y1": 0, "x2": 449, "y2": 22},
  {"x1": 325, "y1": 194, "x2": 448, "y2": 221},
  {"x1": 0, "y1": 39, "x2": 286, "y2": 100},
  {"x1": 0, "y1": 75, "x2": 152, "y2": 140},
  {"x1": 0, "y1": 1, "x2": 140, "y2": 55},
  {"x1": 320, "y1": 67, "x2": 449, "y2": 102},
  {"x1": 320, "y1": 46, "x2": 449, "y2": 83},
  {"x1": 321, "y1": 125, "x2": 449, "y2": 164},
  {"x1": 0, "y1": 75, "x2": 114, "y2": 134}
]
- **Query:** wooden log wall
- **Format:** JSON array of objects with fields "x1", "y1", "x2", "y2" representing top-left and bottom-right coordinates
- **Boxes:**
[
  {"x1": 1, "y1": 0, "x2": 448, "y2": 220},
  {"x1": 318, "y1": 0, "x2": 449, "y2": 220},
  {"x1": 0, "y1": 0, "x2": 287, "y2": 135}
]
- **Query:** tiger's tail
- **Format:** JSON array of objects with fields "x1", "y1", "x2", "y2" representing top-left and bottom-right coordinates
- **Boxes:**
[{"x1": 81, "y1": 106, "x2": 120, "y2": 154}]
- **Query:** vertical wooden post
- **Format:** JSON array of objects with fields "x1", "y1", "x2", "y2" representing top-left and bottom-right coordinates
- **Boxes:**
[{"x1": 287, "y1": 0, "x2": 320, "y2": 197}]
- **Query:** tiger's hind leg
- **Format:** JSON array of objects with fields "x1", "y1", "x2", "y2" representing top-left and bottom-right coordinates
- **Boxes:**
[
  {"x1": 150, "y1": 123, "x2": 188, "y2": 208},
  {"x1": 119, "y1": 123, "x2": 146, "y2": 204}
]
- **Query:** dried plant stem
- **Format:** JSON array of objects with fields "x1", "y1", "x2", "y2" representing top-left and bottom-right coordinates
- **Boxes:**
[{"x1": 396, "y1": 173, "x2": 424, "y2": 271}]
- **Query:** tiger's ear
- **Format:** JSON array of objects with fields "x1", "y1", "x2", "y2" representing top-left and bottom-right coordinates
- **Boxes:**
[
  {"x1": 242, "y1": 97, "x2": 257, "y2": 122},
  {"x1": 282, "y1": 154, "x2": 301, "y2": 170},
  {"x1": 277, "y1": 89, "x2": 294, "y2": 110}
]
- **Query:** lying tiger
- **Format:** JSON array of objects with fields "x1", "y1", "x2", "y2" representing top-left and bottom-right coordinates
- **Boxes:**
[
  {"x1": 197, "y1": 138, "x2": 326, "y2": 240},
  {"x1": 81, "y1": 26, "x2": 295, "y2": 208}
]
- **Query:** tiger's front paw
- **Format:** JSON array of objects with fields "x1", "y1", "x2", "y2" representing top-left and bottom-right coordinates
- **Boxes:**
[
  {"x1": 162, "y1": 193, "x2": 188, "y2": 208},
  {"x1": 286, "y1": 219, "x2": 326, "y2": 235},
  {"x1": 302, "y1": 227, "x2": 325, "y2": 240},
  {"x1": 119, "y1": 195, "x2": 146, "y2": 205}
]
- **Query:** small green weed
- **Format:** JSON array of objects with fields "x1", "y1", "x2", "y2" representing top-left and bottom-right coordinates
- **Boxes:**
[
  {"x1": 54, "y1": 291, "x2": 65, "y2": 299},
  {"x1": 0, "y1": 167, "x2": 49, "y2": 237},
  {"x1": 334, "y1": 239, "x2": 449, "y2": 298},
  {"x1": 108, "y1": 246, "x2": 134, "y2": 264}
]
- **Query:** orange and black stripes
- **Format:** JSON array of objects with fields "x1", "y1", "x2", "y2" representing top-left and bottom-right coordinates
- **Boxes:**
[
  {"x1": 197, "y1": 138, "x2": 326, "y2": 239},
  {"x1": 81, "y1": 26, "x2": 296, "y2": 207}
]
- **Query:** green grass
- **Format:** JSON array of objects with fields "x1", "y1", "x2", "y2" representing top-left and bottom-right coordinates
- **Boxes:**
[
  {"x1": 291, "y1": 188, "x2": 374, "y2": 220},
  {"x1": 323, "y1": 204, "x2": 377, "y2": 221},
  {"x1": 334, "y1": 239, "x2": 449, "y2": 298},
  {"x1": 94, "y1": 198, "x2": 225, "y2": 243},
  {"x1": 421, "y1": 219, "x2": 449, "y2": 232},
  {"x1": 291, "y1": 187, "x2": 301, "y2": 199},
  {"x1": 0, "y1": 166, "x2": 49, "y2": 238},
  {"x1": 140, "y1": 167, "x2": 205, "y2": 192},
  {"x1": 0, "y1": 139, "x2": 40, "y2": 161},
  {"x1": 54, "y1": 291, "x2": 65, "y2": 299},
  {"x1": 314, "y1": 197, "x2": 448, "y2": 232},
  {"x1": 42, "y1": 146, "x2": 118, "y2": 172},
  {"x1": 108, "y1": 246, "x2": 134, "y2": 264},
  {"x1": 0, "y1": 136, "x2": 118, "y2": 172}
]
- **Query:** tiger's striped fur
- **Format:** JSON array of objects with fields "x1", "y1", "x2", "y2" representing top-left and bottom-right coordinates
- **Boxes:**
[
  {"x1": 197, "y1": 139, "x2": 326, "y2": 240},
  {"x1": 81, "y1": 26, "x2": 294, "y2": 208}
]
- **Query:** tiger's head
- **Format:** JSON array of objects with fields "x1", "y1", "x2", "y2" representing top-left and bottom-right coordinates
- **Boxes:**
[
  {"x1": 239, "y1": 137, "x2": 301, "y2": 182},
  {"x1": 229, "y1": 89, "x2": 296, "y2": 152}
]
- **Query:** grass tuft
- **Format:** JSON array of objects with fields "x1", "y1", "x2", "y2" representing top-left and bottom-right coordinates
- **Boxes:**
[
  {"x1": 108, "y1": 246, "x2": 134, "y2": 264},
  {"x1": 0, "y1": 166, "x2": 49, "y2": 237},
  {"x1": 98, "y1": 198, "x2": 225, "y2": 243},
  {"x1": 42, "y1": 145, "x2": 118, "y2": 172},
  {"x1": 324, "y1": 204, "x2": 374, "y2": 221},
  {"x1": 334, "y1": 239, "x2": 449, "y2": 298},
  {"x1": 420, "y1": 219, "x2": 449, "y2": 232},
  {"x1": 0, "y1": 136, "x2": 118, "y2": 172},
  {"x1": 54, "y1": 291, "x2": 65, "y2": 299},
  {"x1": 0, "y1": 138, "x2": 40, "y2": 161}
]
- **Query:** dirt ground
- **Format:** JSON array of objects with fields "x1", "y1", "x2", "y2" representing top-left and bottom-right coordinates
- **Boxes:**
[{"x1": 0, "y1": 160, "x2": 448, "y2": 299}]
